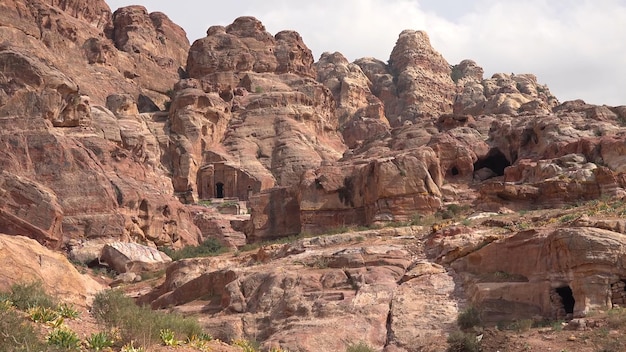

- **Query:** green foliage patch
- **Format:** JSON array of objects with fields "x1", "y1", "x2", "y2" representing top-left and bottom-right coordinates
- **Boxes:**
[{"x1": 91, "y1": 289, "x2": 203, "y2": 347}]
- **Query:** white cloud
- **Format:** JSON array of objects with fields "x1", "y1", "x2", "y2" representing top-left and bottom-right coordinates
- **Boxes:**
[{"x1": 105, "y1": 0, "x2": 626, "y2": 106}]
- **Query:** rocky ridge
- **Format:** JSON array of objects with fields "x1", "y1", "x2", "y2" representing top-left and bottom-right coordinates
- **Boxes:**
[{"x1": 2, "y1": 1, "x2": 626, "y2": 351}]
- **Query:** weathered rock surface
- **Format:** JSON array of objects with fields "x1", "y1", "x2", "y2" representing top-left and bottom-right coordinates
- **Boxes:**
[
  {"x1": 452, "y1": 59, "x2": 559, "y2": 116},
  {"x1": 386, "y1": 30, "x2": 455, "y2": 125},
  {"x1": 0, "y1": 234, "x2": 104, "y2": 306},
  {"x1": 142, "y1": 228, "x2": 460, "y2": 352},
  {"x1": 100, "y1": 242, "x2": 172, "y2": 273},
  {"x1": 0, "y1": 0, "x2": 206, "y2": 249},
  {"x1": 451, "y1": 227, "x2": 626, "y2": 321},
  {"x1": 4, "y1": 2, "x2": 626, "y2": 351}
]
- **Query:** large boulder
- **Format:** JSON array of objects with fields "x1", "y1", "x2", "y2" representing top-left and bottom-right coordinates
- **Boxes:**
[
  {"x1": 100, "y1": 242, "x2": 172, "y2": 273},
  {"x1": 0, "y1": 234, "x2": 104, "y2": 306}
]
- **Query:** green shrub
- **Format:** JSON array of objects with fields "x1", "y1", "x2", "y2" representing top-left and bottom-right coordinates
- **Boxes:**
[
  {"x1": 57, "y1": 303, "x2": 79, "y2": 319},
  {"x1": 608, "y1": 307, "x2": 626, "y2": 328},
  {"x1": 0, "y1": 307, "x2": 47, "y2": 351},
  {"x1": 9, "y1": 281, "x2": 56, "y2": 310},
  {"x1": 92, "y1": 289, "x2": 203, "y2": 347},
  {"x1": 346, "y1": 341, "x2": 376, "y2": 352},
  {"x1": 446, "y1": 331, "x2": 480, "y2": 352},
  {"x1": 232, "y1": 338, "x2": 261, "y2": 352},
  {"x1": 161, "y1": 238, "x2": 228, "y2": 261},
  {"x1": 86, "y1": 331, "x2": 114, "y2": 351},
  {"x1": 159, "y1": 328, "x2": 179, "y2": 346},
  {"x1": 457, "y1": 306, "x2": 482, "y2": 330},
  {"x1": 47, "y1": 327, "x2": 81, "y2": 350}
]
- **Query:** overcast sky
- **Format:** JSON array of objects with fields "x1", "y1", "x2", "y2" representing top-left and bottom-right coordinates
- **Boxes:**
[{"x1": 105, "y1": 0, "x2": 626, "y2": 106}]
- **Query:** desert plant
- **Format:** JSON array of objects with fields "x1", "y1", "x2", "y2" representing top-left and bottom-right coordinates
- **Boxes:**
[
  {"x1": 159, "y1": 328, "x2": 179, "y2": 346},
  {"x1": 57, "y1": 302, "x2": 80, "y2": 319},
  {"x1": 161, "y1": 238, "x2": 228, "y2": 261},
  {"x1": 346, "y1": 341, "x2": 376, "y2": 352},
  {"x1": 607, "y1": 307, "x2": 626, "y2": 328},
  {"x1": 8, "y1": 281, "x2": 56, "y2": 310},
  {"x1": 457, "y1": 306, "x2": 482, "y2": 330},
  {"x1": 28, "y1": 305, "x2": 59, "y2": 323},
  {"x1": 86, "y1": 331, "x2": 114, "y2": 351},
  {"x1": 47, "y1": 326, "x2": 81, "y2": 350},
  {"x1": 121, "y1": 341, "x2": 145, "y2": 352},
  {"x1": 508, "y1": 318, "x2": 534, "y2": 332},
  {"x1": 447, "y1": 331, "x2": 480, "y2": 352},
  {"x1": 232, "y1": 338, "x2": 261, "y2": 352},
  {"x1": 92, "y1": 289, "x2": 203, "y2": 347}
]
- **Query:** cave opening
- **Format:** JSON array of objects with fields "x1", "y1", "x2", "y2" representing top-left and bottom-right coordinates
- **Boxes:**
[
  {"x1": 450, "y1": 166, "x2": 459, "y2": 176},
  {"x1": 556, "y1": 286, "x2": 575, "y2": 314},
  {"x1": 473, "y1": 148, "x2": 511, "y2": 177}
]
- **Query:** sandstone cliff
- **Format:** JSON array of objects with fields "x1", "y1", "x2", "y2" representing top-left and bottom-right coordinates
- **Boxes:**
[{"x1": 3, "y1": 2, "x2": 626, "y2": 351}]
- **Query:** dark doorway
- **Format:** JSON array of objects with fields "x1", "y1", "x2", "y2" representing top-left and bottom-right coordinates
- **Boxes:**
[
  {"x1": 215, "y1": 182, "x2": 224, "y2": 198},
  {"x1": 556, "y1": 286, "x2": 575, "y2": 314},
  {"x1": 473, "y1": 148, "x2": 511, "y2": 177}
]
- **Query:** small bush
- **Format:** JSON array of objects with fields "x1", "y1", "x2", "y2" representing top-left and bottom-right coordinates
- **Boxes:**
[
  {"x1": 92, "y1": 289, "x2": 203, "y2": 347},
  {"x1": 161, "y1": 238, "x2": 228, "y2": 261},
  {"x1": 159, "y1": 328, "x2": 179, "y2": 346},
  {"x1": 608, "y1": 307, "x2": 626, "y2": 328},
  {"x1": 121, "y1": 341, "x2": 145, "y2": 352},
  {"x1": 0, "y1": 307, "x2": 47, "y2": 351},
  {"x1": 57, "y1": 303, "x2": 80, "y2": 319},
  {"x1": 47, "y1": 326, "x2": 81, "y2": 350},
  {"x1": 86, "y1": 331, "x2": 114, "y2": 351},
  {"x1": 457, "y1": 306, "x2": 482, "y2": 330},
  {"x1": 28, "y1": 305, "x2": 59, "y2": 323},
  {"x1": 9, "y1": 281, "x2": 56, "y2": 310},
  {"x1": 446, "y1": 331, "x2": 480, "y2": 352},
  {"x1": 346, "y1": 341, "x2": 376, "y2": 352},
  {"x1": 508, "y1": 318, "x2": 534, "y2": 332},
  {"x1": 232, "y1": 338, "x2": 261, "y2": 352}
]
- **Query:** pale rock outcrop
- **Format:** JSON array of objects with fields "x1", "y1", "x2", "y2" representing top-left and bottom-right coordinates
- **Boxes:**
[
  {"x1": 452, "y1": 59, "x2": 558, "y2": 116},
  {"x1": 387, "y1": 30, "x2": 455, "y2": 125},
  {"x1": 100, "y1": 241, "x2": 172, "y2": 273},
  {"x1": 0, "y1": 234, "x2": 104, "y2": 306},
  {"x1": 316, "y1": 52, "x2": 390, "y2": 148}
]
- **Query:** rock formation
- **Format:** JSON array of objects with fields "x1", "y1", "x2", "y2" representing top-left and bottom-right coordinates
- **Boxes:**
[
  {"x1": 0, "y1": 234, "x2": 104, "y2": 306},
  {"x1": 0, "y1": 0, "x2": 200, "y2": 249},
  {"x1": 3, "y1": 2, "x2": 626, "y2": 351}
]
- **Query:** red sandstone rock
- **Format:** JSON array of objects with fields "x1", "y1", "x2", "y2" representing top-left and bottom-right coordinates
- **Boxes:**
[{"x1": 0, "y1": 234, "x2": 104, "y2": 306}]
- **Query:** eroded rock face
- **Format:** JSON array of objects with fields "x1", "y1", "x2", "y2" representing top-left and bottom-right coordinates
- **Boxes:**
[
  {"x1": 187, "y1": 17, "x2": 314, "y2": 79},
  {"x1": 387, "y1": 30, "x2": 455, "y2": 125},
  {"x1": 0, "y1": 234, "x2": 104, "y2": 306},
  {"x1": 0, "y1": 1, "x2": 203, "y2": 248},
  {"x1": 452, "y1": 59, "x2": 559, "y2": 116},
  {"x1": 141, "y1": 229, "x2": 459, "y2": 352},
  {"x1": 451, "y1": 227, "x2": 626, "y2": 320},
  {"x1": 110, "y1": 5, "x2": 189, "y2": 94},
  {"x1": 316, "y1": 52, "x2": 390, "y2": 148},
  {"x1": 171, "y1": 17, "x2": 345, "y2": 202}
]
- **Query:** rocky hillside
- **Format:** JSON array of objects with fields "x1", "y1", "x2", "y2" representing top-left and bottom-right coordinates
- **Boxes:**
[{"x1": 2, "y1": 0, "x2": 626, "y2": 351}]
